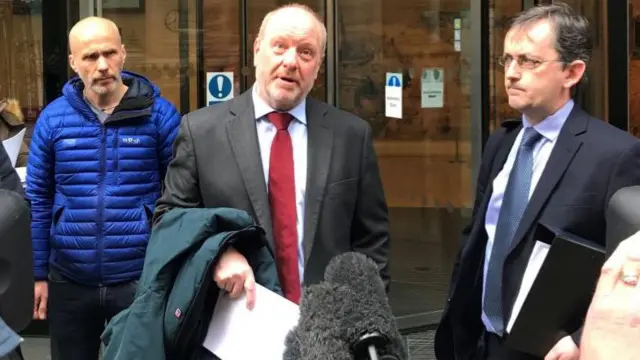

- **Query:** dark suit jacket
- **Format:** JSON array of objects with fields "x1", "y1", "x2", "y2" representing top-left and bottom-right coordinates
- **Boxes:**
[
  {"x1": 434, "y1": 106, "x2": 640, "y2": 360},
  {"x1": 153, "y1": 90, "x2": 390, "y2": 287},
  {"x1": 0, "y1": 144, "x2": 22, "y2": 196}
]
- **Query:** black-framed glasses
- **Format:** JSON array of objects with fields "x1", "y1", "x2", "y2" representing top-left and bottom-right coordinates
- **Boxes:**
[{"x1": 497, "y1": 54, "x2": 564, "y2": 69}]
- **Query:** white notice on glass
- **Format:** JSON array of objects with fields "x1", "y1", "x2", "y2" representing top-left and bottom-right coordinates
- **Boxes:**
[
  {"x1": 507, "y1": 240, "x2": 551, "y2": 333},
  {"x1": 1, "y1": 128, "x2": 26, "y2": 167},
  {"x1": 202, "y1": 284, "x2": 300, "y2": 360},
  {"x1": 421, "y1": 68, "x2": 444, "y2": 108},
  {"x1": 385, "y1": 72, "x2": 403, "y2": 119}
]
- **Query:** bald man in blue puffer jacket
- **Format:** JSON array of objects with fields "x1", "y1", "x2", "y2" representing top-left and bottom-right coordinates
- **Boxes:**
[{"x1": 25, "y1": 16, "x2": 181, "y2": 360}]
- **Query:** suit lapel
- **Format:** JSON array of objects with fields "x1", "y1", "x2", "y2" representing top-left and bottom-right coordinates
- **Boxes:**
[
  {"x1": 302, "y1": 99, "x2": 332, "y2": 263},
  {"x1": 466, "y1": 123, "x2": 519, "y2": 251},
  {"x1": 507, "y1": 107, "x2": 587, "y2": 255},
  {"x1": 491, "y1": 124, "x2": 520, "y2": 182},
  {"x1": 452, "y1": 124, "x2": 518, "y2": 297},
  {"x1": 226, "y1": 92, "x2": 274, "y2": 248}
]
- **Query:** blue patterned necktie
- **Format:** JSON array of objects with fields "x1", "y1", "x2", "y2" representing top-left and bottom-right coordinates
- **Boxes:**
[{"x1": 484, "y1": 127, "x2": 542, "y2": 336}]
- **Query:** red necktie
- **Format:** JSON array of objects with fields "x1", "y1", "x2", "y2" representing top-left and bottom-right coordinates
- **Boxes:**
[{"x1": 267, "y1": 111, "x2": 301, "y2": 303}]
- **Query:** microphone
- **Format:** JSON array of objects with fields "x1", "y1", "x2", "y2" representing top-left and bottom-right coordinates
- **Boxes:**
[
  {"x1": 283, "y1": 252, "x2": 407, "y2": 360},
  {"x1": 0, "y1": 189, "x2": 33, "y2": 332},
  {"x1": 324, "y1": 252, "x2": 406, "y2": 360},
  {"x1": 283, "y1": 281, "x2": 355, "y2": 360},
  {"x1": 606, "y1": 186, "x2": 640, "y2": 255}
]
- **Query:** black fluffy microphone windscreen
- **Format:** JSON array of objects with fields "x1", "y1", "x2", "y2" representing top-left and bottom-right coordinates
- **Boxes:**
[
  {"x1": 324, "y1": 252, "x2": 407, "y2": 360},
  {"x1": 606, "y1": 186, "x2": 640, "y2": 255},
  {"x1": 283, "y1": 281, "x2": 355, "y2": 360}
]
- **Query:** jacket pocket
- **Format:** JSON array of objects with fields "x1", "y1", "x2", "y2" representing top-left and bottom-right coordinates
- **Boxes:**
[
  {"x1": 47, "y1": 268, "x2": 68, "y2": 284},
  {"x1": 325, "y1": 178, "x2": 358, "y2": 198},
  {"x1": 52, "y1": 206, "x2": 64, "y2": 231},
  {"x1": 142, "y1": 204, "x2": 154, "y2": 231}
]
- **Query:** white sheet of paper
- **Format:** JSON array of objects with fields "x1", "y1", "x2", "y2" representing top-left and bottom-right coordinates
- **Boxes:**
[
  {"x1": 14, "y1": 167, "x2": 26, "y2": 188},
  {"x1": 507, "y1": 240, "x2": 550, "y2": 333},
  {"x1": 1, "y1": 128, "x2": 26, "y2": 167},
  {"x1": 202, "y1": 284, "x2": 300, "y2": 360}
]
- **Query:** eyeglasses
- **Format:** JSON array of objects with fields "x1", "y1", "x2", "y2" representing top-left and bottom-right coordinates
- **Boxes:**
[{"x1": 497, "y1": 54, "x2": 564, "y2": 70}]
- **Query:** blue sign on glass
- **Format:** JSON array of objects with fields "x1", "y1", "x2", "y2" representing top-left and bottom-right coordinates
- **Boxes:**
[
  {"x1": 207, "y1": 73, "x2": 234, "y2": 105},
  {"x1": 386, "y1": 75, "x2": 401, "y2": 87}
]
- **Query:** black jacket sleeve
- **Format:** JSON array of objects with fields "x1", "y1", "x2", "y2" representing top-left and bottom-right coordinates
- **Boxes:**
[{"x1": 0, "y1": 144, "x2": 23, "y2": 196}]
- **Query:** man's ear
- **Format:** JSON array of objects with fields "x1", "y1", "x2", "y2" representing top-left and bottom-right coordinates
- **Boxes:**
[
  {"x1": 68, "y1": 54, "x2": 78, "y2": 73},
  {"x1": 253, "y1": 38, "x2": 261, "y2": 67},
  {"x1": 121, "y1": 44, "x2": 127, "y2": 66},
  {"x1": 564, "y1": 60, "x2": 587, "y2": 90}
]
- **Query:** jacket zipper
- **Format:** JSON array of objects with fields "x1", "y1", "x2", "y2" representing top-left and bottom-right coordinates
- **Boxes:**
[
  {"x1": 113, "y1": 128, "x2": 119, "y2": 184},
  {"x1": 98, "y1": 123, "x2": 106, "y2": 286}
]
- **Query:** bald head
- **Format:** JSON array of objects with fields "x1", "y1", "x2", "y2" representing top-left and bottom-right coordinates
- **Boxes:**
[
  {"x1": 68, "y1": 17, "x2": 126, "y2": 98},
  {"x1": 69, "y1": 17, "x2": 121, "y2": 54},
  {"x1": 257, "y1": 4, "x2": 326, "y2": 55}
]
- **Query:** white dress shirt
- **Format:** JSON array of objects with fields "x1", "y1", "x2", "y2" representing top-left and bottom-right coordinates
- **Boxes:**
[
  {"x1": 481, "y1": 99, "x2": 574, "y2": 333},
  {"x1": 251, "y1": 86, "x2": 308, "y2": 282}
]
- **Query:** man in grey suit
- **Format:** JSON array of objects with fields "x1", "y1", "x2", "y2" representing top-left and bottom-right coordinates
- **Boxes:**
[{"x1": 153, "y1": 3, "x2": 389, "y2": 308}]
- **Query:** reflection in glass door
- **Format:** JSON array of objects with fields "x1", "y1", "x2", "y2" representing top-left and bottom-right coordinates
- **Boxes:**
[
  {"x1": 529, "y1": 0, "x2": 609, "y2": 122},
  {"x1": 489, "y1": 0, "x2": 525, "y2": 131},
  {"x1": 489, "y1": 0, "x2": 608, "y2": 130},
  {"x1": 98, "y1": 0, "x2": 199, "y2": 113},
  {"x1": 200, "y1": 0, "x2": 327, "y2": 103},
  {"x1": 336, "y1": 0, "x2": 474, "y2": 323},
  {"x1": 629, "y1": 0, "x2": 640, "y2": 136},
  {"x1": 555, "y1": 0, "x2": 608, "y2": 121}
]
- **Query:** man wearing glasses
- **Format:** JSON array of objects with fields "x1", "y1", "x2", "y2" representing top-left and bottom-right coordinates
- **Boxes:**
[{"x1": 435, "y1": 4, "x2": 640, "y2": 360}]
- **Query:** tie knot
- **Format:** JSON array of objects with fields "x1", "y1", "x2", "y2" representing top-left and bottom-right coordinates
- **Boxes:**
[
  {"x1": 521, "y1": 127, "x2": 542, "y2": 149},
  {"x1": 268, "y1": 112, "x2": 293, "y2": 130}
]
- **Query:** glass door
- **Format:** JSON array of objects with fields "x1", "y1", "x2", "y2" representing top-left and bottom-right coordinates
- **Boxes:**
[
  {"x1": 629, "y1": 0, "x2": 640, "y2": 136},
  {"x1": 534, "y1": 0, "x2": 609, "y2": 122},
  {"x1": 96, "y1": 0, "x2": 327, "y2": 114},
  {"x1": 335, "y1": 0, "x2": 475, "y2": 326},
  {"x1": 489, "y1": 0, "x2": 526, "y2": 131},
  {"x1": 491, "y1": 0, "x2": 608, "y2": 128},
  {"x1": 95, "y1": 0, "x2": 327, "y2": 113},
  {"x1": 198, "y1": 0, "x2": 327, "y2": 105},
  {"x1": 97, "y1": 0, "x2": 199, "y2": 114}
]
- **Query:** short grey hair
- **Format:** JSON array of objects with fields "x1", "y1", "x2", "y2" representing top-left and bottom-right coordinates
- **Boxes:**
[{"x1": 510, "y1": 3, "x2": 592, "y2": 67}]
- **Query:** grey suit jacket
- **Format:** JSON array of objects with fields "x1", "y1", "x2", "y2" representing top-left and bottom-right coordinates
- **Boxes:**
[{"x1": 153, "y1": 90, "x2": 390, "y2": 287}]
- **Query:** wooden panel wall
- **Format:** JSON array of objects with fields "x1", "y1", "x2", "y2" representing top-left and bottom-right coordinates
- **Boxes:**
[{"x1": 0, "y1": 1, "x2": 42, "y2": 111}]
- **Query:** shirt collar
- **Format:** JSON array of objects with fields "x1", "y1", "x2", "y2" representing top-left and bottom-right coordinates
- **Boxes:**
[
  {"x1": 522, "y1": 99, "x2": 574, "y2": 142},
  {"x1": 251, "y1": 85, "x2": 307, "y2": 125}
]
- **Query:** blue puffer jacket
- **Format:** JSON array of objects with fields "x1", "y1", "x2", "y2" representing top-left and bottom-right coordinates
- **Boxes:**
[{"x1": 26, "y1": 71, "x2": 181, "y2": 285}]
